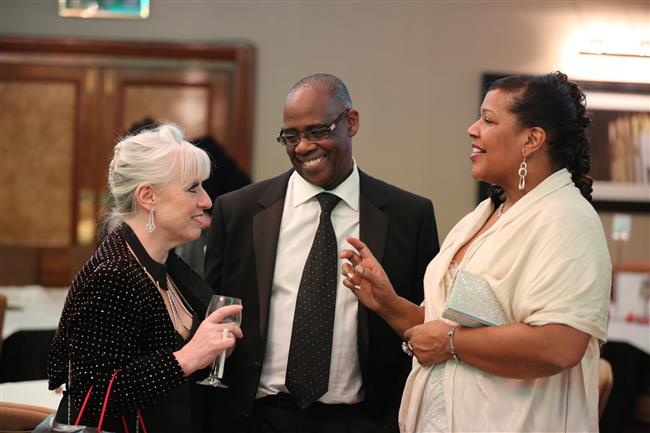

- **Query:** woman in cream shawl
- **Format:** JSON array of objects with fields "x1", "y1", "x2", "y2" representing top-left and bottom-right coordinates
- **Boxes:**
[{"x1": 341, "y1": 72, "x2": 611, "y2": 432}]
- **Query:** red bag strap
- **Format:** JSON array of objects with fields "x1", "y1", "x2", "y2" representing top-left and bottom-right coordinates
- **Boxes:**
[
  {"x1": 73, "y1": 369, "x2": 147, "y2": 433},
  {"x1": 137, "y1": 409, "x2": 149, "y2": 433},
  {"x1": 121, "y1": 415, "x2": 130, "y2": 433},
  {"x1": 74, "y1": 384, "x2": 94, "y2": 426},
  {"x1": 96, "y1": 369, "x2": 121, "y2": 431}
]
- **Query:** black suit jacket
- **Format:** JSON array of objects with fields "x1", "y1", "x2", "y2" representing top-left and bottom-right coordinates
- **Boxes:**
[{"x1": 203, "y1": 169, "x2": 439, "y2": 433}]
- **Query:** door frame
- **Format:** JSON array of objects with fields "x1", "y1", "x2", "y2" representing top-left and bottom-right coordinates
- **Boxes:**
[
  {"x1": 0, "y1": 37, "x2": 255, "y2": 286},
  {"x1": 0, "y1": 36, "x2": 255, "y2": 174}
]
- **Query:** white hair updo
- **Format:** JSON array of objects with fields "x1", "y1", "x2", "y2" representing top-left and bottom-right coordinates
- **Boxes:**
[{"x1": 104, "y1": 123, "x2": 211, "y2": 234}]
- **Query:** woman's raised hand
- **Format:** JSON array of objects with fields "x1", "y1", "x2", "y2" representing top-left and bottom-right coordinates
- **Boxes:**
[
  {"x1": 341, "y1": 236, "x2": 398, "y2": 313},
  {"x1": 174, "y1": 304, "x2": 243, "y2": 376}
]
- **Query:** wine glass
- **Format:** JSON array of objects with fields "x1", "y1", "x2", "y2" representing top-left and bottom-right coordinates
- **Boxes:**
[{"x1": 196, "y1": 295, "x2": 242, "y2": 388}]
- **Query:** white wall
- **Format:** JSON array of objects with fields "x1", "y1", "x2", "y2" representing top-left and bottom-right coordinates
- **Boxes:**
[{"x1": 1, "y1": 0, "x2": 648, "y2": 239}]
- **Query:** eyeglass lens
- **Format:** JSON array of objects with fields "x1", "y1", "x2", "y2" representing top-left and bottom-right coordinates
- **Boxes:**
[
  {"x1": 277, "y1": 107, "x2": 349, "y2": 146},
  {"x1": 281, "y1": 128, "x2": 330, "y2": 146}
]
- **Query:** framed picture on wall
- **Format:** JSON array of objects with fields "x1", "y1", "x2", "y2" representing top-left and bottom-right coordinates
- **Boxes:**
[
  {"x1": 58, "y1": 0, "x2": 150, "y2": 19},
  {"x1": 579, "y1": 80, "x2": 650, "y2": 212},
  {"x1": 478, "y1": 74, "x2": 650, "y2": 213}
]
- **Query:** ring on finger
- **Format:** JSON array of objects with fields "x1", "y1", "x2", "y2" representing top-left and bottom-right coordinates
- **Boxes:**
[{"x1": 401, "y1": 340, "x2": 414, "y2": 357}]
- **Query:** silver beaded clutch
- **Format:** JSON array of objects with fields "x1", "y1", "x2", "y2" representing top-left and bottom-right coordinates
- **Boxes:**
[{"x1": 442, "y1": 269, "x2": 508, "y2": 327}]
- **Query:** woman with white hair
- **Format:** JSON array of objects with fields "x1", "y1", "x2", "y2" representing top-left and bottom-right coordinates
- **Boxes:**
[{"x1": 47, "y1": 124, "x2": 242, "y2": 432}]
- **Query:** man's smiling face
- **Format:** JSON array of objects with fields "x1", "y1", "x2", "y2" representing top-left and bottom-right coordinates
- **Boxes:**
[{"x1": 282, "y1": 86, "x2": 356, "y2": 190}]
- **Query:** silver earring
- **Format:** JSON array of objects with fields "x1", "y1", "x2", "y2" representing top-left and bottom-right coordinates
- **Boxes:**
[
  {"x1": 518, "y1": 155, "x2": 528, "y2": 191},
  {"x1": 145, "y1": 208, "x2": 155, "y2": 233}
]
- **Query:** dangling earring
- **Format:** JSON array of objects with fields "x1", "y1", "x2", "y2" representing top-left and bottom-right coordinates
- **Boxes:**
[
  {"x1": 145, "y1": 207, "x2": 155, "y2": 233},
  {"x1": 518, "y1": 154, "x2": 528, "y2": 191}
]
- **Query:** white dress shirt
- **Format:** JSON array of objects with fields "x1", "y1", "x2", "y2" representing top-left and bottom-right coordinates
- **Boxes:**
[{"x1": 256, "y1": 163, "x2": 363, "y2": 404}]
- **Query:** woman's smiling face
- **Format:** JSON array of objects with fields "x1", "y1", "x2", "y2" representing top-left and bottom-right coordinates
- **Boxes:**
[
  {"x1": 467, "y1": 89, "x2": 529, "y2": 188},
  {"x1": 154, "y1": 176, "x2": 212, "y2": 248}
]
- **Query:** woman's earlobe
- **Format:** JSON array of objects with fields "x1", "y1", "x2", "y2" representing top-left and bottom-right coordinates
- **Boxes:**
[
  {"x1": 521, "y1": 128, "x2": 545, "y2": 159},
  {"x1": 528, "y1": 126, "x2": 547, "y2": 149},
  {"x1": 135, "y1": 184, "x2": 156, "y2": 209}
]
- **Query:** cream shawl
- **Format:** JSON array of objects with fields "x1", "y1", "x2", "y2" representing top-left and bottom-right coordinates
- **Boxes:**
[{"x1": 399, "y1": 169, "x2": 611, "y2": 433}]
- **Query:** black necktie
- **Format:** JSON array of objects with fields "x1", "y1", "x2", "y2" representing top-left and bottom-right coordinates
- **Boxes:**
[{"x1": 286, "y1": 192, "x2": 342, "y2": 409}]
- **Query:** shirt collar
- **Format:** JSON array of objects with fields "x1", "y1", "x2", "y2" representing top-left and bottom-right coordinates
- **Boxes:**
[
  {"x1": 290, "y1": 159, "x2": 360, "y2": 211},
  {"x1": 119, "y1": 223, "x2": 169, "y2": 290}
]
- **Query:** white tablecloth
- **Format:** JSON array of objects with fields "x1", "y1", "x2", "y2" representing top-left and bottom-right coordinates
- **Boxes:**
[
  {"x1": 1, "y1": 286, "x2": 68, "y2": 339},
  {"x1": 607, "y1": 320, "x2": 650, "y2": 355},
  {"x1": 0, "y1": 379, "x2": 60, "y2": 409}
]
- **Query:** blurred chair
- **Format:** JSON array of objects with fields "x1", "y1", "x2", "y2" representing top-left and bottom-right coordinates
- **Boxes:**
[
  {"x1": 0, "y1": 401, "x2": 51, "y2": 432},
  {"x1": 0, "y1": 246, "x2": 38, "y2": 286},
  {"x1": 0, "y1": 330, "x2": 55, "y2": 383},
  {"x1": 600, "y1": 341, "x2": 650, "y2": 432},
  {"x1": 636, "y1": 390, "x2": 650, "y2": 424},
  {"x1": 599, "y1": 358, "x2": 614, "y2": 419}
]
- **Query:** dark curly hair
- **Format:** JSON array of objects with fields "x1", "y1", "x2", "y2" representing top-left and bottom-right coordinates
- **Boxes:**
[{"x1": 486, "y1": 71, "x2": 593, "y2": 204}]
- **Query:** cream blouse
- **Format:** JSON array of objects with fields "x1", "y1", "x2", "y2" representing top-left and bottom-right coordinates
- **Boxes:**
[{"x1": 399, "y1": 169, "x2": 611, "y2": 432}]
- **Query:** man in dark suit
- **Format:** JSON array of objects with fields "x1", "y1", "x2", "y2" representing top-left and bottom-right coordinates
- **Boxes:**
[{"x1": 204, "y1": 73, "x2": 439, "y2": 433}]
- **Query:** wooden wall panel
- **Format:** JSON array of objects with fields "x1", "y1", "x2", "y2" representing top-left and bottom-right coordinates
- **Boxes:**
[
  {"x1": 0, "y1": 81, "x2": 75, "y2": 246},
  {"x1": 209, "y1": 72, "x2": 232, "y2": 155},
  {"x1": 122, "y1": 84, "x2": 210, "y2": 138},
  {"x1": 0, "y1": 37, "x2": 255, "y2": 286}
]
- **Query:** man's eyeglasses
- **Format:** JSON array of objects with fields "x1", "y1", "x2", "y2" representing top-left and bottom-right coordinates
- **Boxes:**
[{"x1": 276, "y1": 108, "x2": 351, "y2": 147}]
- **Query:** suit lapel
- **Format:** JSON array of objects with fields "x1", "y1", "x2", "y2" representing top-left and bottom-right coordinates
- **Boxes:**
[
  {"x1": 253, "y1": 171, "x2": 292, "y2": 341},
  {"x1": 357, "y1": 171, "x2": 389, "y2": 383},
  {"x1": 359, "y1": 172, "x2": 388, "y2": 263}
]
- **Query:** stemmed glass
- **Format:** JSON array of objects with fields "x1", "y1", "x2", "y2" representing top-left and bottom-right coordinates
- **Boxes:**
[{"x1": 196, "y1": 295, "x2": 242, "y2": 388}]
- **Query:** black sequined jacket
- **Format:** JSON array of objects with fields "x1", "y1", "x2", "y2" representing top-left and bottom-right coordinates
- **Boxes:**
[{"x1": 48, "y1": 227, "x2": 212, "y2": 431}]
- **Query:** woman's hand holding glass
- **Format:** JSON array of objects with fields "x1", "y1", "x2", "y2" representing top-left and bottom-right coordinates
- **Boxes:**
[
  {"x1": 173, "y1": 303, "x2": 243, "y2": 377},
  {"x1": 197, "y1": 295, "x2": 242, "y2": 388},
  {"x1": 340, "y1": 236, "x2": 398, "y2": 313}
]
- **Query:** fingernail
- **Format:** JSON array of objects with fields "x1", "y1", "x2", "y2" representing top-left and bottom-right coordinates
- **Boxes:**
[
  {"x1": 347, "y1": 272, "x2": 354, "y2": 279},
  {"x1": 353, "y1": 285, "x2": 361, "y2": 290},
  {"x1": 355, "y1": 265, "x2": 363, "y2": 275}
]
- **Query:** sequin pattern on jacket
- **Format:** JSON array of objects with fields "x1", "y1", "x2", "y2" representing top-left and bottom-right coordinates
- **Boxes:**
[{"x1": 48, "y1": 229, "x2": 186, "y2": 422}]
